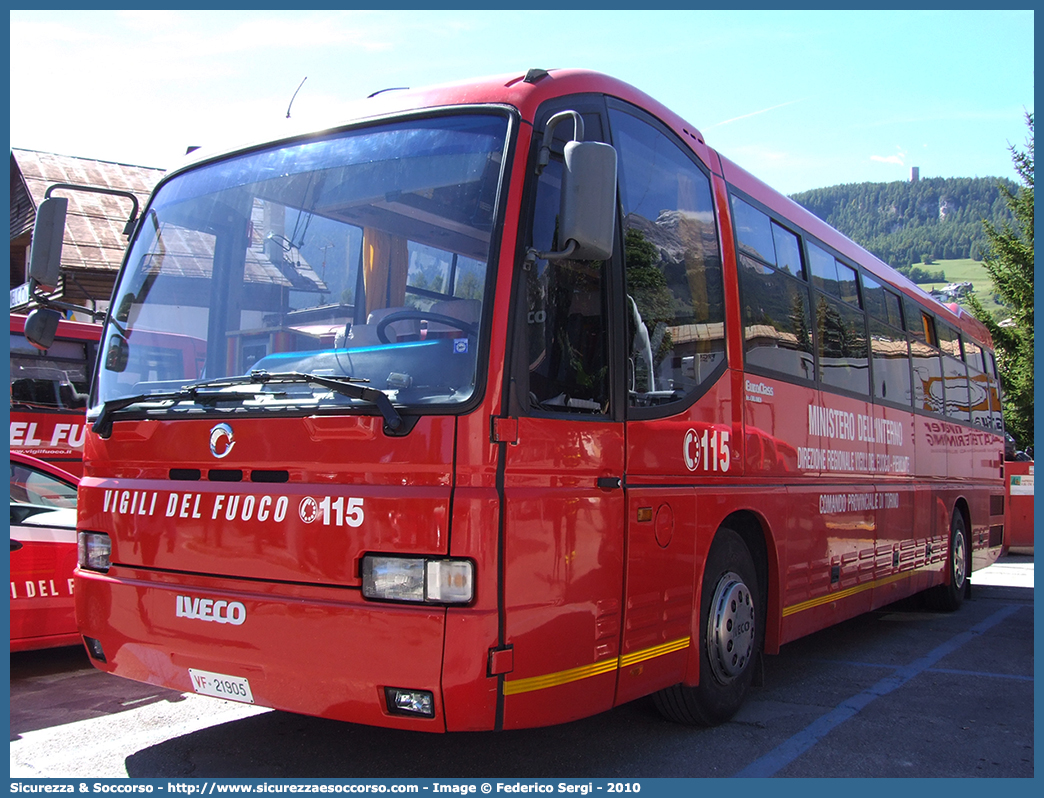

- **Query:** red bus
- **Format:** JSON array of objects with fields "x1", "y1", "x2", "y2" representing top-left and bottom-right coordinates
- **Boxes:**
[
  {"x1": 10, "y1": 313, "x2": 207, "y2": 476},
  {"x1": 10, "y1": 313, "x2": 101, "y2": 476},
  {"x1": 49, "y1": 70, "x2": 1005, "y2": 731}
]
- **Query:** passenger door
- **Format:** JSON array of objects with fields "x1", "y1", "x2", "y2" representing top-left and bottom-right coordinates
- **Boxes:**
[
  {"x1": 497, "y1": 100, "x2": 628, "y2": 729},
  {"x1": 608, "y1": 101, "x2": 734, "y2": 705}
]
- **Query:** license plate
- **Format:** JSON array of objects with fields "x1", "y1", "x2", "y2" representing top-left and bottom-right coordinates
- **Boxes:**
[{"x1": 188, "y1": 668, "x2": 254, "y2": 704}]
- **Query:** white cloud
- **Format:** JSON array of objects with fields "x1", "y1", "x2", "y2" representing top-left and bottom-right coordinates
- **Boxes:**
[{"x1": 871, "y1": 146, "x2": 907, "y2": 166}]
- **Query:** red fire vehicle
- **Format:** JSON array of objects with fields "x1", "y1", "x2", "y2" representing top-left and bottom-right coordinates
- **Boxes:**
[
  {"x1": 10, "y1": 313, "x2": 101, "y2": 476},
  {"x1": 9, "y1": 451, "x2": 81, "y2": 651},
  {"x1": 11, "y1": 313, "x2": 207, "y2": 476},
  {"x1": 28, "y1": 69, "x2": 1004, "y2": 731}
]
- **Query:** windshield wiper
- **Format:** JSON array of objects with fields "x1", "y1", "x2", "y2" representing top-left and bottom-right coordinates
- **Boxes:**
[
  {"x1": 91, "y1": 370, "x2": 402, "y2": 439},
  {"x1": 91, "y1": 384, "x2": 274, "y2": 439},
  {"x1": 232, "y1": 370, "x2": 402, "y2": 432}
]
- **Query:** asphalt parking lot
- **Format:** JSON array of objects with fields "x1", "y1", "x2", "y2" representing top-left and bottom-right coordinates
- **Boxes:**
[{"x1": 9, "y1": 553, "x2": 1034, "y2": 779}]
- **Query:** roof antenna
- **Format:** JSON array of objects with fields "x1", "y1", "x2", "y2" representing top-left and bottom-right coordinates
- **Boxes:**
[
  {"x1": 286, "y1": 77, "x2": 307, "y2": 119},
  {"x1": 367, "y1": 86, "x2": 409, "y2": 98}
]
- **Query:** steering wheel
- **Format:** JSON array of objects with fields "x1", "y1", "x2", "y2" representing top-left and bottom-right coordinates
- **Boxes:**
[{"x1": 375, "y1": 310, "x2": 479, "y2": 344}]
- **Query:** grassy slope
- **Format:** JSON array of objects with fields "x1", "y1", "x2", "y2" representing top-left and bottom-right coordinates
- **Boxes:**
[{"x1": 908, "y1": 258, "x2": 1009, "y2": 319}]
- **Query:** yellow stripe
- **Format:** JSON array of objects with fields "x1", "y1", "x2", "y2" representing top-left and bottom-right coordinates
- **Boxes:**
[
  {"x1": 782, "y1": 567, "x2": 924, "y2": 617},
  {"x1": 502, "y1": 658, "x2": 618, "y2": 696},
  {"x1": 503, "y1": 636, "x2": 691, "y2": 696},
  {"x1": 619, "y1": 636, "x2": 690, "y2": 668}
]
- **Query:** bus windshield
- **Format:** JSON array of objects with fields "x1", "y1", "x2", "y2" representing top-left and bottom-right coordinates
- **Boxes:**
[{"x1": 97, "y1": 112, "x2": 510, "y2": 418}]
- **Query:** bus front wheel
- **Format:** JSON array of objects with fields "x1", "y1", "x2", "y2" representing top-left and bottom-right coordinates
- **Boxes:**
[
  {"x1": 653, "y1": 527, "x2": 763, "y2": 726},
  {"x1": 926, "y1": 510, "x2": 969, "y2": 612}
]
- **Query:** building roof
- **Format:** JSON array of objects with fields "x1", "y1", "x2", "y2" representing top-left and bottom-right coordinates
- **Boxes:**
[
  {"x1": 10, "y1": 148, "x2": 322, "y2": 314},
  {"x1": 11, "y1": 148, "x2": 165, "y2": 274}
]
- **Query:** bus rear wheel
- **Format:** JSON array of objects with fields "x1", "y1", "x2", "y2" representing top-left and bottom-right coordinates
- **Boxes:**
[
  {"x1": 653, "y1": 527, "x2": 763, "y2": 726},
  {"x1": 926, "y1": 510, "x2": 969, "y2": 612}
]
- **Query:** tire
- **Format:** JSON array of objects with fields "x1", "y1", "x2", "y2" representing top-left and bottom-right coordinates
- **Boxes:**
[
  {"x1": 926, "y1": 510, "x2": 969, "y2": 612},
  {"x1": 653, "y1": 527, "x2": 763, "y2": 726}
]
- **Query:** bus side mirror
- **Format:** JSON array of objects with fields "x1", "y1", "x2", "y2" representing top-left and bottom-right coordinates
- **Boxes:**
[
  {"x1": 105, "y1": 335, "x2": 130, "y2": 373},
  {"x1": 28, "y1": 196, "x2": 68, "y2": 291},
  {"x1": 527, "y1": 110, "x2": 618, "y2": 265},
  {"x1": 560, "y1": 139, "x2": 618, "y2": 261},
  {"x1": 23, "y1": 307, "x2": 62, "y2": 351}
]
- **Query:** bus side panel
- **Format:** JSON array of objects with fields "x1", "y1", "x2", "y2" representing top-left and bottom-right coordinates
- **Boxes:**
[
  {"x1": 743, "y1": 378, "x2": 814, "y2": 478},
  {"x1": 779, "y1": 483, "x2": 874, "y2": 645},
  {"x1": 914, "y1": 414, "x2": 949, "y2": 483},
  {"x1": 922, "y1": 483, "x2": 950, "y2": 589},
  {"x1": 777, "y1": 388, "x2": 873, "y2": 643},
  {"x1": 868, "y1": 402, "x2": 918, "y2": 608},
  {"x1": 615, "y1": 484, "x2": 695, "y2": 706},
  {"x1": 870, "y1": 483, "x2": 919, "y2": 609}
]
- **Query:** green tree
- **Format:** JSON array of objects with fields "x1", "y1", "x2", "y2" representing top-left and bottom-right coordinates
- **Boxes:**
[{"x1": 966, "y1": 113, "x2": 1034, "y2": 447}]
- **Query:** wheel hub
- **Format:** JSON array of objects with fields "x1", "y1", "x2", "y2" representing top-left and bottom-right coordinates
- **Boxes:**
[
  {"x1": 706, "y1": 571, "x2": 755, "y2": 684},
  {"x1": 953, "y1": 528, "x2": 967, "y2": 589}
]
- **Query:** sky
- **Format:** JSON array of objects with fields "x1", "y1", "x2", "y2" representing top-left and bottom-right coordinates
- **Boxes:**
[{"x1": 8, "y1": 9, "x2": 1035, "y2": 196}]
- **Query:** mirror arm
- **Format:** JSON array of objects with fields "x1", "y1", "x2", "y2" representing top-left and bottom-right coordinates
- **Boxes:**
[
  {"x1": 44, "y1": 182, "x2": 141, "y2": 237},
  {"x1": 27, "y1": 278, "x2": 106, "y2": 321},
  {"x1": 523, "y1": 240, "x2": 577, "y2": 270},
  {"x1": 536, "y1": 110, "x2": 585, "y2": 175}
]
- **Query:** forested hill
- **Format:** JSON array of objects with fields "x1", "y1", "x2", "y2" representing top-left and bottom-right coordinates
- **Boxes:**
[{"x1": 789, "y1": 177, "x2": 1016, "y2": 269}]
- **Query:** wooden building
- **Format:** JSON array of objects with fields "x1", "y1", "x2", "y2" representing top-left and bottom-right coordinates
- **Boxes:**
[{"x1": 10, "y1": 148, "x2": 164, "y2": 318}]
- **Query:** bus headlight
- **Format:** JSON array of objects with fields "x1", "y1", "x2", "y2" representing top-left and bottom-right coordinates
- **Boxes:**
[
  {"x1": 361, "y1": 555, "x2": 474, "y2": 604},
  {"x1": 78, "y1": 532, "x2": 111, "y2": 572}
]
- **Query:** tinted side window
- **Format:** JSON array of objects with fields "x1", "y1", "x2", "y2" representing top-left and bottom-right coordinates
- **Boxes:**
[
  {"x1": 816, "y1": 295, "x2": 869, "y2": 395},
  {"x1": 963, "y1": 338, "x2": 983, "y2": 371},
  {"x1": 808, "y1": 243, "x2": 839, "y2": 296},
  {"x1": 740, "y1": 255, "x2": 814, "y2": 382},
  {"x1": 938, "y1": 324, "x2": 970, "y2": 422},
  {"x1": 985, "y1": 350, "x2": 1004, "y2": 431},
  {"x1": 731, "y1": 196, "x2": 776, "y2": 264},
  {"x1": 735, "y1": 196, "x2": 813, "y2": 383},
  {"x1": 966, "y1": 360, "x2": 991, "y2": 430},
  {"x1": 864, "y1": 274, "x2": 912, "y2": 406},
  {"x1": 771, "y1": 223, "x2": 804, "y2": 279},
  {"x1": 611, "y1": 107, "x2": 725, "y2": 410},
  {"x1": 904, "y1": 297, "x2": 928, "y2": 343},
  {"x1": 910, "y1": 338, "x2": 944, "y2": 414},
  {"x1": 732, "y1": 195, "x2": 803, "y2": 279},
  {"x1": 883, "y1": 289, "x2": 904, "y2": 329},
  {"x1": 808, "y1": 242, "x2": 860, "y2": 306},
  {"x1": 869, "y1": 316, "x2": 912, "y2": 405},
  {"x1": 807, "y1": 240, "x2": 869, "y2": 396}
]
